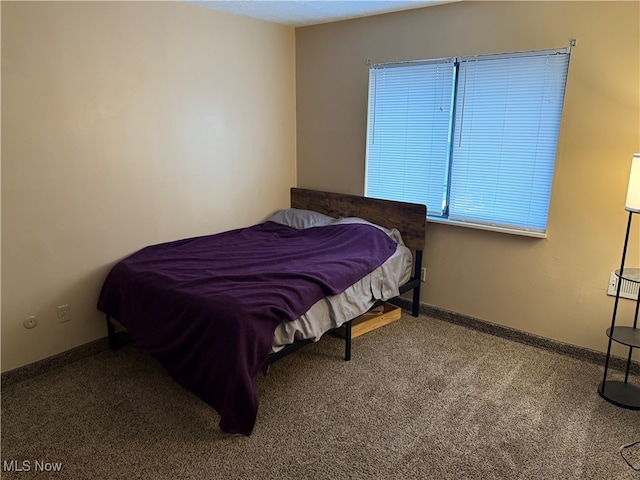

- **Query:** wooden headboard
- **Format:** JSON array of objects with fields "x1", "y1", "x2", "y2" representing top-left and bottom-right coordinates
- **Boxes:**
[{"x1": 290, "y1": 188, "x2": 426, "y2": 251}]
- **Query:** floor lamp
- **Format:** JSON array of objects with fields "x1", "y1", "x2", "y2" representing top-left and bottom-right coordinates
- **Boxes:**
[{"x1": 599, "y1": 153, "x2": 640, "y2": 409}]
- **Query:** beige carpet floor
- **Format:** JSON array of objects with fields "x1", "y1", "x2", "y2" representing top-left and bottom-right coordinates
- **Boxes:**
[{"x1": 2, "y1": 311, "x2": 639, "y2": 479}]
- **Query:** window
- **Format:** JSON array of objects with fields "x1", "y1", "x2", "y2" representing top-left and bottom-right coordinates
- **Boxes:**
[{"x1": 365, "y1": 48, "x2": 571, "y2": 237}]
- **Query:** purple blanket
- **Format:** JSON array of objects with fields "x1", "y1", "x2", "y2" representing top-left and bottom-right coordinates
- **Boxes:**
[{"x1": 97, "y1": 221, "x2": 397, "y2": 435}]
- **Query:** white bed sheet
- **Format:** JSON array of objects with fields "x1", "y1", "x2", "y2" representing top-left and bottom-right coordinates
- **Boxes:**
[{"x1": 270, "y1": 230, "x2": 412, "y2": 353}]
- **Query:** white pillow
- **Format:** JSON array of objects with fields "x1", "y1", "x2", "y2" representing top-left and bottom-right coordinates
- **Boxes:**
[
  {"x1": 331, "y1": 217, "x2": 404, "y2": 245},
  {"x1": 262, "y1": 208, "x2": 335, "y2": 229}
]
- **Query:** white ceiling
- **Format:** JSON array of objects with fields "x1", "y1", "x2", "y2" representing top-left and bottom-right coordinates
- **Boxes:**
[{"x1": 190, "y1": 0, "x2": 455, "y2": 27}]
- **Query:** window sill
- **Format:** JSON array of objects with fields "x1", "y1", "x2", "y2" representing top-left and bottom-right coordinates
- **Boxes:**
[{"x1": 427, "y1": 216, "x2": 547, "y2": 239}]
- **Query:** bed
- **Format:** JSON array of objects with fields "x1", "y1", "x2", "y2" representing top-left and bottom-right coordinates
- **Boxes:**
[{"x1": 98, "y1": 188, "x2": 426, "y2": 435}]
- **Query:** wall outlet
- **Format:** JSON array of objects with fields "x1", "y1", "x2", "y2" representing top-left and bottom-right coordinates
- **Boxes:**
[
  {"x1": 57, "y1": 304, "x2": 71, "y2": 323},
  {"x1": 23, "y1": 316, "x2": 38, "y2": 329},
  {"x1": 421, "y1": 267, "x2": 427, "y2": 282}
]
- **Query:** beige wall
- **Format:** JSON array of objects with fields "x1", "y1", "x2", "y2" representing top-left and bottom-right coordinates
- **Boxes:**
[
  {"x1": 1, "y1": 2, "x2": 296, "y2": 372},
  {"x1": 296, "y1": 1, "x2": 640, "y2": 355}
]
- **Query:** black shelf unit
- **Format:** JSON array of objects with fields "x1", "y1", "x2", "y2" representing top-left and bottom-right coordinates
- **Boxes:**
[{"x1": 598, "y1": 210, "x2": 640, "y2": 410}]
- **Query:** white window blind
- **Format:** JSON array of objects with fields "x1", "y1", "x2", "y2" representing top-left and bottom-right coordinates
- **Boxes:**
[
  {"x1": 449, "y1": 51, "x2": 570, "y2": 232},
  {"x1": 365, "y1": 60, "x2": 455, "y2": 216},
  {"x1": 365, "y1": 48, "x2": 571, "y2": 236}
]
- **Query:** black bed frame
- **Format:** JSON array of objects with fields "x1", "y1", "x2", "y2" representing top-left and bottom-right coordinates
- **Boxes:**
[{"x1": 261, "y1": 260, "x2": 422, "y2": 370}]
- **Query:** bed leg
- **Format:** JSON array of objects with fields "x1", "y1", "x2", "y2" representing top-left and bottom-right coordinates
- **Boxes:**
[
  {"x1": 344, "y1": 320, "x2": 352, "y2": 361},
  {"x1": 412, "y1": 285, "x2": 421, "y2": 317},
  {"x1": 411, "y1": 250, "x2": 423, "y2": 317},
  {"x1": 106, "y1": 314, "x2": 118, "y2": 350}
]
